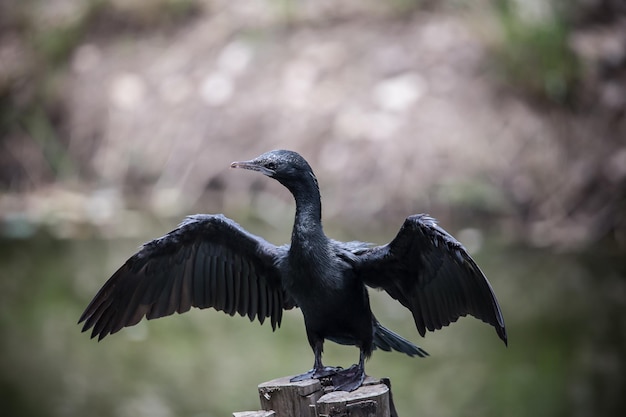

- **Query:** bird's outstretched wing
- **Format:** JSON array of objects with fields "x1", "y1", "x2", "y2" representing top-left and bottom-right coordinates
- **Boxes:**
[
  {"x1": 79, "y1": 214, "x2": 294, "y2": 340},
  {"x1": 353, "y1": 214, "x2": 507, "y2": 344}
]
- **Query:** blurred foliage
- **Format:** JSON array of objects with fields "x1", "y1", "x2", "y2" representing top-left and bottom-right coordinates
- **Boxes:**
[
  {"x1": 0, "y1": 0, "x2": 624, "y2": 244},
  {"x1": 0, "y1": 0, "x2": 588, "y2": 185},
  {"x1": 492, "y1": 0, "x2": 580, "y2": 104},
  {"x1": 0, "y1": 0, "x2": 200, "y2": 188}
]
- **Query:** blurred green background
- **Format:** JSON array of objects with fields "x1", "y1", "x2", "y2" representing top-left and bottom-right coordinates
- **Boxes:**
[{"x1": 1, "y1": 0, "x2": 625, "y2": 416}]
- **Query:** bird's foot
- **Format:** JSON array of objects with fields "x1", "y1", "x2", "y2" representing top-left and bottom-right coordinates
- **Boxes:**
[
  {"x1": 290, "y1": 366, "x2": 342, "y2": 382},
  {"x1": 331, "y1": 364, "x2": 366, "y2": 392},
  {"x1": 313, "y1": 365, "x2": 343, "y2": 379}
]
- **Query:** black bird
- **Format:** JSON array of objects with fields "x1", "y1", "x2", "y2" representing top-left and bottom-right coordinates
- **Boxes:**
[{"x1": 79, "y1": 149, "x2": 507, "y2": 392}]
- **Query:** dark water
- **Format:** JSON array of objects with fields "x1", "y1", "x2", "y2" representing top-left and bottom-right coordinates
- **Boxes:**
[{"x1": 0, "y1": 227, "x2": 624, "y2": 417}]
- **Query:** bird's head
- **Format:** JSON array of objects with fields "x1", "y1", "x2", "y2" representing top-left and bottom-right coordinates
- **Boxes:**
[{"x1": 231, "y1": 150, "x2": 319, "y2": 192}]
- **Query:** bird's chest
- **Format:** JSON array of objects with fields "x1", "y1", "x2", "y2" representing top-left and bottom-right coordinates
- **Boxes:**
[
  {"x1": 284, "y1": 231, "x2": 362, "y2": 310},
  {"x1": 284, "y1": 251, "x2": 342, "y2": 295},
  {"x1": 287, "y1": 255, "x2": 362, "y2": 316}
]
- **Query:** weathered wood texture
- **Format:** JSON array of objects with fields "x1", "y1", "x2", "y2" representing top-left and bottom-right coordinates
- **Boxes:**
[
  {"x1": 232, "y1": 411, "x2": 275, "y2": 417},
  {"x1": 234, "y1": 376, "x2": 398, "y2": 417},
  {"x1": 259, "y1": 376, "x2": 323, "y2": 416},
  {"x1": 316, "y1": 382, "x2": 390, "y2": 417}
]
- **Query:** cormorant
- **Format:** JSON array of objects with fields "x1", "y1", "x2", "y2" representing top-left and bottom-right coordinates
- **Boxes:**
[{"x1": 79, "y1": 149, "x2": 507, "y2": 392}]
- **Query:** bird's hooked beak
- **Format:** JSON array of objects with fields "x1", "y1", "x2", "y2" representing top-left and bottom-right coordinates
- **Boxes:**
[{"x1": 230, "y1": 159, "x2": 274, "y2": 176}]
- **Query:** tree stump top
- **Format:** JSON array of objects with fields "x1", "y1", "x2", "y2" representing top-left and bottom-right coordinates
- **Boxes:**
[{"x1": 235, "y1": 375, "x2": 397, "y2": 417}]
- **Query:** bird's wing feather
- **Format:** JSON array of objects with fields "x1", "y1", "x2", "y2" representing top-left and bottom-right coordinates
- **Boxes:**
[
  {"x1": 353, "y1": 214, "x2": 507, "y2": 344},
  {"x1": 79, "y1": 214, "x2": 294, "y2": 340}
]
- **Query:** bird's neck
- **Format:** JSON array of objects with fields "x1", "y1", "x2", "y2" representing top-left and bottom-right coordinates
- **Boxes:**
[{"x1": 288, "y1": 176, "x2": 326, "y2": 246}]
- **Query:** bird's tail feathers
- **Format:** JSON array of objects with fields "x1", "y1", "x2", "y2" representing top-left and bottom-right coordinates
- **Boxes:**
[{"x1": 373, "y1": 322, "x2": 429, "y2": 358}]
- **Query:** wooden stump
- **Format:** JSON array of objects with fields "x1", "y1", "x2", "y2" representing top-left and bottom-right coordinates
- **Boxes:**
[
  {"x1": 233, "y1": 412, "x2": 275, "y2": 417},
  {"x1": 316, "y1": 382, "x2": 390, "y2": 417},
  {"x1": 258, "y1": 376, "x2": 323, "y2": 417},
  {"x1": 234, "y1": 376, "x2": 397, "y2": 417}
]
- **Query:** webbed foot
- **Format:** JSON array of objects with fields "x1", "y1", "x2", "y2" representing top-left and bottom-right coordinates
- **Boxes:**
[
  {"x1": 331, "y1": 364, "x2": 366, "y2": 392},
  {"x1": 290, "y1": 366, "x2": 342, "y2": 382}
]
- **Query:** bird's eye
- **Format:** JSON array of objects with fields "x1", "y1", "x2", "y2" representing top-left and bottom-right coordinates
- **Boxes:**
[{"x1": 266, "y1": 162, "x2": 277, "y2": 171}]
